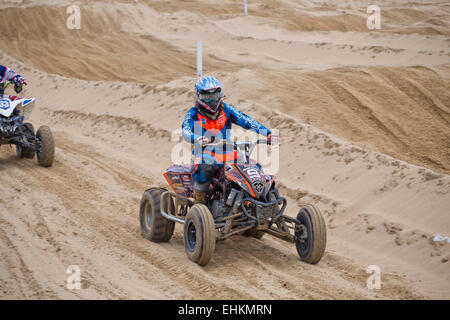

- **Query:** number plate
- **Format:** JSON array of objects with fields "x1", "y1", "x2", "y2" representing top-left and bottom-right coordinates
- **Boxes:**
[{"x1": 0, "y1": 100, "x2": 11, "y2": 110}]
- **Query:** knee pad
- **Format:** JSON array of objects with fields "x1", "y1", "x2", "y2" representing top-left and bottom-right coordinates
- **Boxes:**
[{"x1": 194, "y1": 181, "x2": 210, "y2": 193}]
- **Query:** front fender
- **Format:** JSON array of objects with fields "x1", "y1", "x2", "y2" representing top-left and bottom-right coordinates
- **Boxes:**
[{"x1": 16, "y1": 98, "x2": 35, "y2": 120}]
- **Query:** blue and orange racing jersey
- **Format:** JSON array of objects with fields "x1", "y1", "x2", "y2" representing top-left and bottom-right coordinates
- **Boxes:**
[{"x1": 182, "y1": 102, "x2": 271, "y2": 162}]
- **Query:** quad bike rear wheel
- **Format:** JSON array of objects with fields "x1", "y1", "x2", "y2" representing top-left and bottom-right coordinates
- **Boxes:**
[
  {"x1": 184, "y1": 204, "x2": 216, "y2": 266},
  {"x1": 295, "y1": 204, "x2": 326, "y2": 264},
  {"x1": 16, "y1": 122, "x2": 35, "y2": 159},
  {"x1": 140, "y1": 188, "x2": 175, "y2": 243},
  {"x1": 36, "y1": 125, "x2": 55, "y2": 167}
]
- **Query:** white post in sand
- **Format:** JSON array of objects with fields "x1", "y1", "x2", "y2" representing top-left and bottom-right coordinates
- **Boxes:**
[
  {"x1": 197, "y1": 41, "x2": 203, "y2": 77},
  {"x1": 244, "y1": 0, "x2": 248, "y2": 15}
]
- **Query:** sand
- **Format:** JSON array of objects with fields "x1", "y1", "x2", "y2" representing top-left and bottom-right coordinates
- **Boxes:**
[{"x1": 0, "y1": 0, "x2": 449, "y2": 299}]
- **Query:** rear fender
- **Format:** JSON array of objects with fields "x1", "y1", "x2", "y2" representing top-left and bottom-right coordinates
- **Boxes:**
[{"x1": 163, "y1": 164, "x2": 194, "y2": 197}]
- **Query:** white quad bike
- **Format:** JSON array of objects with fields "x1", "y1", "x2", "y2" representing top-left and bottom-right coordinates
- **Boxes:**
[{"x1": 0, "y1": 83, "x2": 55, "y2": 167}]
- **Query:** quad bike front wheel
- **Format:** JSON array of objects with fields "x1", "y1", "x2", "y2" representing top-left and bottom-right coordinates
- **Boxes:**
[
  {"x1": 36, "y1": 125, "x2": 55, "y2": 167},
  {"x1": 295, "y1": 204, "x2": 327, "y2": 264},
  {"x1": 184, "y1": 204, "x2": 216, "y2": 266},
  {"x1": 16, "y1": 122, "x2": 36, "y2": 159},
  {"x1": 140, "y1": 188, "x2": 175, "y2": 243}
]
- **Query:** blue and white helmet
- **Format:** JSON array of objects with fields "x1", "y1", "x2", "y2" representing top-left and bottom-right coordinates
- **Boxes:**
[{"x1": 195, "y1": 75, "x2": 224, "y2": 117}]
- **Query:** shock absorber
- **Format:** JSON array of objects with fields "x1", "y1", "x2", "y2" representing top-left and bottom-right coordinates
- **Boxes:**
[
  {"x1": 232, "y1": 190, "x2": 244, "y2": 214},
  {"x1": 226, "y1": 188, "x2": 238, "y2": 206}
]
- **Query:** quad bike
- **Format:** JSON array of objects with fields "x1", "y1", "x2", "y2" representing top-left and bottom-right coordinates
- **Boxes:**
[
  {"x1": 140, "y1": 139, "x2": 326, "y2": 266},
  {"x1": 0, "y1": 82, "x2": 55, "y2": 167}
]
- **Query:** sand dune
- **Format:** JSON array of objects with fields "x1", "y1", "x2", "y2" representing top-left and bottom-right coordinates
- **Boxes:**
[
  {"x1": 254, "y1": 65, "x2": 450, "y2": 173},
  {"x1": 0, "y1": 0, "x2": 449, "y2": 299},
  {"x1": 0, "y1": 4, "x2": 235, "y2": 83}
]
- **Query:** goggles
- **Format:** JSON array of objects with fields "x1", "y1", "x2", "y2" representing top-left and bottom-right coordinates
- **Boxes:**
[{"x1": 199, "y1": 88, "x2": 222, "y2": 103}]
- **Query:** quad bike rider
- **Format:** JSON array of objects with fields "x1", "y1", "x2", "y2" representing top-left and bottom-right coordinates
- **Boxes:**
[
  {"x1": 0, "y1": 65, "x2": 55, "y2": 167},
  {"x1": 139, "y1": 75, "x2": 326, "y2": 266},
  {"x1": 182, "y1": 75, "x2": 274, "y2": 203},
  {"x1": 0, "y1": 65, "x2": 27, "y2": 102}
]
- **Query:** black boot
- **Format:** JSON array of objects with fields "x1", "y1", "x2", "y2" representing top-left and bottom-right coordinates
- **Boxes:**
[
  {"x1": 193, "y1": 182, "x2": 209, "y2": 204},
  {"x1": 193, "y1": 190, "x2": 207, "y2": 204}
]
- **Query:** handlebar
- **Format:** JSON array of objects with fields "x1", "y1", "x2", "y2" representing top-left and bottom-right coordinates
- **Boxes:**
[
  {"x1": 2, "y1": 81, "x2": 23, "y2": 93},
  {"x1": 203, "y1": 139, "x2": 270, "y2": 149},
  {"x1": 201, "y1": 138, "x2": 275, "y2": 164}
]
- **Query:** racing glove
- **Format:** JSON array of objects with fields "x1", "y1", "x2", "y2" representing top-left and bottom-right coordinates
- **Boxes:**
[{"x1": 195, "y1": 136, "x2": 212, "y2": 147}]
